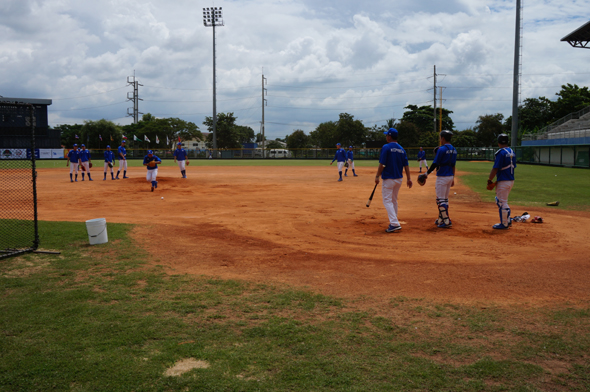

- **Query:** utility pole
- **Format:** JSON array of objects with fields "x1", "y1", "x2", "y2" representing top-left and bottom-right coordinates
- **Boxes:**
[
  {"x1": 433, "y1": 65, "x2": 437, "y2": 133},
  {"x1": 203, "y1": 7, "x2": 224, "y2": 156},
  {"x1": 126, "y1": 71, "x2": 142, "y2": 124},
  {"x1": 511, "y1": 0, "x2": 523, "y2": 148},
  {"x1": 262, "y1": 72, "x2": 267, "y2": 158}
]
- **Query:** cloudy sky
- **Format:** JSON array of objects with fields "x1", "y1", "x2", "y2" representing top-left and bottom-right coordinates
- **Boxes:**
[{"x1": 1, "y1": 0, "x2": 588, "y2": 139}]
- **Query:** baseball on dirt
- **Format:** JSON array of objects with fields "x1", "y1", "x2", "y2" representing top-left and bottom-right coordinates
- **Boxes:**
[{"x1": 161, "y1": 197, "x2": 164, "y2": 200}]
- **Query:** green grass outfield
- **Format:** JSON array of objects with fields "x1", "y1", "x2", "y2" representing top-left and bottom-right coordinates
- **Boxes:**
[
  {"x1": 36, "y1": 159, "x2": 590, "y2": 210},
  {"x1": 1, "y1": 221, "x2": 589, "y2": 391}
]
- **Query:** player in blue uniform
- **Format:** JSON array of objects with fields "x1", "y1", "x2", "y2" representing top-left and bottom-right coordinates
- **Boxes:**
[
  {"x1": 424, "y1": 130, "x2": 457, "y2": 228},
  {"x1": 79, "y1": 144, "x2": 93, "y2": 181},
  {"x1": 143, "y1": 150, "x2": 162, "y2": 192},
  {"x1": 374, "y1": 128, "x2": 413, "y2": 232},
  {"x1": 116, "y1": 140, "x2": 129, "y2": 179},
  {"x1": 417, "y1": 147, "x2": 428, "y2": 173},
  {"x1": 103, "y1": 145, "x2": 115, "y2": 180},
  {"x1": 173, "y1": 142, "x2": 190, "y2": 178},
  {"x1": 330, "y1": 143, "x2": 347, "y2": 181},
  {"x1": 488, "y1": 134, "x2": 516, "y2": 229},
  {"x1": 344, "y1": 146, "x2": 358, "y2": 177},
  {"x1": 66, "y1": 143, "x2": 81, "y2": 182}
]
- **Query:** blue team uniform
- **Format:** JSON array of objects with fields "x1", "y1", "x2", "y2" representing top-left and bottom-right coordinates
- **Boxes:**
[
  {"x1": 379, "y1": 142, "x2": 409, "y2": 180},
  {"x1": 118, "y1": 145, "x2": 126, "y2": 160},
  {"x1": 332, "y1": 149, "x2": 347, "y2": 163},
  {"x1": 68, "y1": 149, "x2": 80, "y2": 163},
  {"x1": 143, "y1": 154, "x2": 161, "y2": 170},
  {"x1": 347, "y1": 151, "x2": 354, "y2": 161},
  {"x1": 104, "y1": 150, "x2": 114, "y2": 163},
  {"x1": 432, "y1": 144, "x2": 457, "y2": 177},
  {"x1": 417, "y1": 150, "x2": 426, "y2": 160},
  {"x1": 79, "y1": 150, "x2": 90, "y2": 162},
  {"x1": 174, "y1": 148, "x2": 188, "y2": 161},
  {"x1": 493, "y1": 148, "x2": 516, "y2": 182}
]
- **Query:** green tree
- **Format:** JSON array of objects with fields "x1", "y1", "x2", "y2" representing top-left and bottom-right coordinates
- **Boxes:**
[
  {"x1": 395, "y1": 121, "x2": 420, "y2": 147},
  {"x1": 286, "y1": 130, "x2": 309, "y2": 157},
  {"x1": 418, "y1": 132, "x2": 440, "y2": 148},
  {"x1": 54, "y1": 124, "x2": 84, "y2": 147},
  {"x1": 518, "y1": 97, "x2": 553, "y2": 133},
  {"x1": 265, "y1": 140, "x2": 284, "y2": 149},
  {"x1": 81, "y1": 119, "x2": 122, "y2": 149},
  {"x1": 401, "y1": 105, "x2": 454, "y2": 135},
  {"x1": 551, "y1": 83, "x2": 590, "y2": 120},
  {"x1": 475, "y1": 114, "x2": 505, "y2": 146},
  {"x1": 453, "y1": 129, "x2": 478, "y2": 148},
  {"x1": 122, "y1": 115, "x2": 201, "y2": 149},
  {"x1": 309, "y1": 121, "x2": 338, "y2": 148},
  {"x1": 234, "y1": 125, "x2": 255, "y2": 144},
  {"x1": 203, "y1": 112, "x2": 239, "y2": 149},
  {"x1": 336, "y1": 113, "x2": 366, "y2": 147}
]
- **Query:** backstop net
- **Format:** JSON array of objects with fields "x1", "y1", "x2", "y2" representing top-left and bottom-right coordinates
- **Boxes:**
[{"x1": 0, "y1": 103, "x2": 39, "y2": 259}]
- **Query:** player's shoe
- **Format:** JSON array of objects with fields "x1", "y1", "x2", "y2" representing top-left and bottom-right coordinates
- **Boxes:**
[
  {"x1": 151, "y1": 186, "x2": 154, "y2": 192},
  {"x1": 344, "y1": 173, "x2": 348, "y2": 177},
  {"x1": 89, "y1": 178, "x2": 93, "y2": 181},
  {"x1": 338, "y1": 178, "x2": 342, "y2": 182},
  {"x1": 154, "y1": 181, "x2": 158, "y2": 189},
  {"x1": 71, "y1": 180, "x2": 73, "y2": 182},
  {"x1": 492, "y1": 223, "x2": 510, "y2": 230},
  {"x1": 437, "y1": 221, "x2": 452, "y2": 228},
  {"x1": 353, "y1": 174, "x2": 358, "y2": 177},
  {"x1": 123, "y1": 176, "x2": 129, "y2": 179},
  {"x1": 385, "y1": 225, "x2": 402, "y2": 233}
]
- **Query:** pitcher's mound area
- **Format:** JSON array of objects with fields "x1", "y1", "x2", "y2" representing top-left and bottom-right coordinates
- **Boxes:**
[{"x1": 36, "y1": 165, "x2": 590, "y2": 305}]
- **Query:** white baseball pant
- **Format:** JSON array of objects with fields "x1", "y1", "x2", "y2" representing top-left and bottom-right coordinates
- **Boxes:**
[
  {"x1": 495, "y1": 180, "x2": 514, "y2": 209},
  {"x1": 69, "y1": 162, "x2": 79, "y2": 174},
  {"x1": 419, "y1": 159, "x2": 428, "y2": 170},
  {"x1": 347, "y1": 159, "x2": 355, "y2": 170},
  {"x1": 177, "y1": 160, "x2": 186, "y2": 171},
  {"x1": 80, "y1": 162, "x2": 90, "y2": 171},
  {"x1": 381, "y1": 178, "x2": 403, "y2": 226},
  {"x1": 104, "y1": 162, "x2": 114, "y2": 173},
  {"x1": 435, "y1": 176, "x2": 454, "y2": 200},
  {"x1": 118, "y1": 159, "x2": 128, "y2": 171},
  {"x1": 146, "y1": 169, "x2": 158, "y2": 182},
  {"x1": 337, "y1": 161, "x2": 344, "y2": 171}
]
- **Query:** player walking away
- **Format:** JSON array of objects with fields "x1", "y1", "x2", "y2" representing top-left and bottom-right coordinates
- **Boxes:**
[
  {"x1": 345, "y1": 146, "x2": 358, "y2": 177},
  {"x1": 374, "y1": 128, "x2": 413, "y2": 233},
  {"x1": 67, "y1": 143, "x2": 81, "y2": 182},
  {"x1": 417, "y1": 147, "x2": 428, "y2": 173},
  {"x1": 173, "y1": 142, "x2": 189, "y2": 178},
  {"x1": 488, "y1": 134, "x2": 516, "y2": 230},
  {"x1": 103, "y1": 145, "x2": 115, "y2": 180},
  {"x1": 424, "y1": 130, "x2": 457, "y2": 228},
  {"x1": 116, "y1": 140, "x2": 129, "y2": 179},
  {"x1": 143, "y1": 150, "x2": 162, "y2": 192},
  {"x1": 330, "y1": 143, "x2": 347, "y2": 181},
  {"x1": 79, "y1": 144, "x2": 93, "y2": 181}
]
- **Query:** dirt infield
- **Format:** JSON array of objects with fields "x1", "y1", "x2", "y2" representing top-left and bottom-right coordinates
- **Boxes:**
[{"x1": 32, "y1": 165, "x2": 590, "y2": 306}]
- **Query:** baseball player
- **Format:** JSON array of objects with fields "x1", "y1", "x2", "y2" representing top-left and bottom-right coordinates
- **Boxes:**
[
  {"x1": 143, "y1": 150, "x2": 162, "y2": 192},
  {"x1": 79, "y1": 144, "x2": 93, "y2": 181},
  {"x1": 488, "y1": 133, "x2": 517, "y2": 229},
  {"x1": 103, "y1": 145, "x2": 115, "y2": 180},
  {"x1": 417, "y1": 147, "x2": 428, "y2": 173},
  {"x1": 374, "y1": 128, "x2": 412, "y2": 233},
  {"x1": 423, "y1": 130, "x2": 457, "y2": 228},
  {"x1": 66, "y1": 143, "x2": 81, "y2": 182},
  {"x1": 329, "y1": 143, "x2": 347, "y2": 181},
  {"x1": 173, "y1": 142, "x2": 189, "y2": 178},
  {"x1": 116, "y1": 140, "x2": 129, "y2": 179},
  {"x1": 344, "y1": 146, "x2": 358, "y2": 177}
]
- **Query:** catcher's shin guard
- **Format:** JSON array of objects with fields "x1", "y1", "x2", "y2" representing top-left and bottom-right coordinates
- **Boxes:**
[{"x1": 437, "y1": 198, "x2": 451, "y2": 226}]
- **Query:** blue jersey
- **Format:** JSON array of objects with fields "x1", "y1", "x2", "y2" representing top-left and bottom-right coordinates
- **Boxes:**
[
  {"x1": 67, "y1": 149, "x2": 79, "y2": 163},
  {"x1": 346, "y1": 150, "x2": 354, "y2": 161},
  {"x1": 104, "y1": 150, "x2": 114, "y2": 163},
  {"x1": 143, "y1": 155, "x2": 161, "y2": 170},
  {"x1": 379, "y1": 142, "x2": 409, "y2": 180},
  {"x1": 79, "y1": 149, "x2": 90, "y2": 162},
  {"x1": 174, "y1": 148, "x2": 188, "y2": 161},
  {"x1": 417, "y1": 150, "x2": 426, "y2": 160},
  {"x1": 332, "y1": 148, "x2": 347, "y2": 162},
  {"x1": 493, "y1": 147, "x2": 516, "y2": 182},
  {"x1": 118, "y1": 146, "x2": 126, "y2": 160},
  {"x1": 432, "y1": 144, "x2": 457, "y2": 177}
]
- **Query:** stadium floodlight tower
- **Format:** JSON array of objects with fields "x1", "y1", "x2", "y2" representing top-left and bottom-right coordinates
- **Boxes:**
[{"x1": 203, "y1": 6, "x2": 224, "y2": 156}]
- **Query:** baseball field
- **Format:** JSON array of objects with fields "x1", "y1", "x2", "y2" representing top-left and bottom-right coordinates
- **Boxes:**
[{"x1": 1, "y1": 160, "x2": 589, "y2": 390}]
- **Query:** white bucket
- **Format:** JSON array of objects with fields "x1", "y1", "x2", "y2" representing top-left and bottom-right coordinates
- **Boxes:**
[{"x1": 85, "y1": 218, "x2": 108, "y2": 245}]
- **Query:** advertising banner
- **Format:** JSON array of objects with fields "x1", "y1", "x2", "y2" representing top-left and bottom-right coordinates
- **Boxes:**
[{"x1": 1, "y1": 149, "x2": 27, "y2": 159}]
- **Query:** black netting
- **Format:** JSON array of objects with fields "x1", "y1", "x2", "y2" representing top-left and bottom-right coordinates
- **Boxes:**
[{"x1": 0, "y1": 103, "x2": 38, "y2": 259}]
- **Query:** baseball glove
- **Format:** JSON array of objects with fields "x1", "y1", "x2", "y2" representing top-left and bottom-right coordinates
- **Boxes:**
[
  {"x1": 487, "y1": 180, "x2": 496, "y2": 191},
  {"x1": 148, "y1": 161, "x2": 157, "y2": 168},
  {"x1": 89, "y1": 162, "x2": 93, "y2": 169},
  {"x1": 417, "y1": 173, "x2": 428, "y2": 186},
  {"x1": 80, "y1": 164, "x2": 86, "y2": 171},
  {"x1": 186, "y1": 161, "x2": 190, "y2": 166},
  {"x1": 108, "y1": 162, "x2": 113, "y2": 168},
  {"x1": 531, "y1": 216, "x2": 543, "y2": 223},
  {"x1": 344, "y1": 162, "x2": 349, "y2": 168}
]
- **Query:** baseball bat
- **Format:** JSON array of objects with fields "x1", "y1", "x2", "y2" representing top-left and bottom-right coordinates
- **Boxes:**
[{"x1": 366, "y1": 183, "x2": 378, "y2": 207}]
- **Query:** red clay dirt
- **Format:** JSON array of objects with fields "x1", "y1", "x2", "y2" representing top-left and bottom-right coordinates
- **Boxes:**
[{"x1": 32, "y1": 165, "x2": 590, "y2": 306}]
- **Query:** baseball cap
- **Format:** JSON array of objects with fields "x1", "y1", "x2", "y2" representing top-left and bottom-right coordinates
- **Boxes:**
[
  {"x1": 147, "y1": 150, "x2": 153, "y2": 154},
  {"x1": 106, "y1": 145, "x2": 110, "y2": 148},
  {"x1": 121, "y1": 140, "x2": 126, "y2": 143},
  {"x1": 336, "y1": 143, "x2": 341, "y2": 146},
  {"x1": 73, "y1": 143, "x2": 77, "y2": 147},
  {"x1": 349, "y1": 146, "x2": 353, "y2": 148},
  {"x1": 383, "y1": 128, "x2": 398, "y2": 138},
  {"x1": 177, "y1": 142, "x2": 182, "y2": 145},
  {"x1": 81, "y1": 144, "x2": 85, "y2": 147}
]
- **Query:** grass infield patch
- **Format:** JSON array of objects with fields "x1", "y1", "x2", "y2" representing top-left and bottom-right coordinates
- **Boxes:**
[{"x1": 1, "y1": 223, "x2": 589, "y2": 391}]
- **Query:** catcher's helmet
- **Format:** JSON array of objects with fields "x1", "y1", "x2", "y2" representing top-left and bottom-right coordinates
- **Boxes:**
[
  {"x1": 440, "y1": 130, "x2": 453, "y2": 141},
  {"x1": 498, "y1": 133, "x2": 509, "y2": 144}
]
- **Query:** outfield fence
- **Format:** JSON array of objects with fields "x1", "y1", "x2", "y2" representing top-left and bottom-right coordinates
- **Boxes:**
[{"x1": 0, "y1": 103, "x2": 39, "y2": 259}]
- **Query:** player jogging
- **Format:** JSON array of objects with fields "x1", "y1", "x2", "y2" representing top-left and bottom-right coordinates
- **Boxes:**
[
  {"x1": 488, "y1": 134, "x2": 516, "y2": 229},
  {"x1": 345, "y1": 146, "x2": 358, "y2": 177},
  {"x1": 116, "y1": 140, "x2": 129, "y2": 179},
  {"x1": 66, "y1": 143, "x2": 81, "y2": 182},
  {"x1": 143, "y1": 150, "x2": 162, "y2": 192},
  {"x1": 330, "y1": 143, "x2": 347, "y2": 181},
  {"x1": 173, "y1": 142, "x2": 189, "y2": 178},
  {"x1": 417, "y1": 147, "x2": 428, "y2": 173},
  {"x1": 423, "y1": 130, "x2": 457, "y2": 228},
  {"x1": 103, "y1": 145, "x2": 115, "y2": 180},
  {"x1": 374, "y1": 128, "x2": 412, "y2": 233},
  {"x1": 79, "y1": 144, "x2": 93, "y2": 181}
]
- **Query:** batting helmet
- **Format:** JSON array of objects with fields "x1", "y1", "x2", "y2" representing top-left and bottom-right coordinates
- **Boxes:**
[
  {"x1": 440, "y1": 130, "x2": 453, "y2": 141},
  {"x1": 498, "y1": 133, "x2": 509, "y2": 144}
]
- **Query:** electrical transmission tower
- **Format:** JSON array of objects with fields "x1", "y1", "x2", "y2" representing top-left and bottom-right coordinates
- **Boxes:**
[{"x1": 127, "y1": 72, "x2": 143, "y2": 124}]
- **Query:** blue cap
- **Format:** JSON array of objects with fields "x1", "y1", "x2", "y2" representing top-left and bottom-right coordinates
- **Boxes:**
[
  {"x1": 121, "y1": 140, "x2": 126, "y2": 143},
  {"x1": 106, "y1": 145, "x2": 110, "y2": 148},
  {"x1": 384, "y1": 128, "x2": 398, "y2": 138},
  {"x1": 73, "y1": 143, "x2": 77, "y2": 146},
  {"x1": 336, "y1": 143, "x2": 341, "y2": 146},
  {"x1": 177, "y1": 142, "x2": 182, "y2": 145},
  {"x1": 349, "y1": 146, "x2": 353, "y2": 148},
  {"x1": 147, "y1": 150, "x2": 153, "y2": 154},
  {"x1": 81, "y1": 144, "x2": 85, "y2": 147}
]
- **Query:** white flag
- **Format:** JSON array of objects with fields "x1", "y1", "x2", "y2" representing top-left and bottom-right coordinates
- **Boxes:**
[
  {"x1": 156, "y1": 135, "x2": 160, "y2": 144},
  {"x1": 144, "y1": 135, "x2": 150, "y2": 143}
]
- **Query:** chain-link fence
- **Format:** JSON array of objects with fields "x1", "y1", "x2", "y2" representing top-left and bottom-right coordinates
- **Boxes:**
[{"x1": 0, "y1": 103, "x2": 39, "y2": 259}]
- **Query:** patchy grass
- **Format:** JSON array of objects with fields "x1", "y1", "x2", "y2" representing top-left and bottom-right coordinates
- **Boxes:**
[{"x1": 1, "y1": 221, "x2": 589, "y2": 391}]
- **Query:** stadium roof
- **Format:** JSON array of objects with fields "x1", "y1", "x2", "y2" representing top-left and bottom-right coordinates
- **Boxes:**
[
  {"x1": 561, "y1": 21, "x2": 590, "y2": 49},
  {"x1": 0, "y1": 97, "x2": 52, "y2": 105}
]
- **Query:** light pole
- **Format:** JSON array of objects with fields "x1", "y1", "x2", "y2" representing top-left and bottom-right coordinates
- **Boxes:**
[{"x1": 203, "y1": 6, "x2": 223, "y2": 156}]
